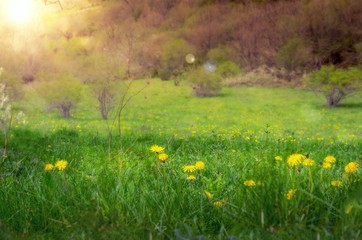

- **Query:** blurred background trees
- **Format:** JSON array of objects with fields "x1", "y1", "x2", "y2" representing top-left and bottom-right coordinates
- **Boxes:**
[
  {"x1": 2, "y1": 0, "x2": 361, "y2": 79},
  {"x1": 0, "y1": 0, "x2": 361, "y2": 109}
]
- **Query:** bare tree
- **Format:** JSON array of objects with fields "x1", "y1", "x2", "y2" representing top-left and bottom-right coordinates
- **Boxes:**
[
  {"x1": 101, "y1": 18, "x2": 143, "y2": 79},
  {"x1": 43, "y1": 0, "x2": 63, "y2": 9}
]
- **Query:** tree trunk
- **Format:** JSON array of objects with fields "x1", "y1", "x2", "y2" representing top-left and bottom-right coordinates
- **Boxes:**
[
  {"x1": 60, "y1": 102, "x2": 72, "y2": 118},
  {"x1": 98, "y1": 89, "x2": 109, "y2": 120},
  {"x1": 100, "y1": 102, "x2": 108, "y2": 120},
  {"x1": 326, "y1": 88, "x2": 344, "y2": 107},
  {"x1": 62, "y1": 107, "x2": 70, "y2": 118}
]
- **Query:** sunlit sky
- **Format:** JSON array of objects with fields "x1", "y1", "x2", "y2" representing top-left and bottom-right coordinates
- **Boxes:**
[
  {"x1": 0, "y1": 0, "x2": 37, "y2": 25},
  {"x1": 0, "y1": 0, "x2": 64, "y2": 26}
]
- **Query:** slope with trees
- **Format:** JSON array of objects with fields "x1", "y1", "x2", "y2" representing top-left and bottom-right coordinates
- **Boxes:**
[{"x1": 0, "y1": 0, "x2": 361, "y2": 110}]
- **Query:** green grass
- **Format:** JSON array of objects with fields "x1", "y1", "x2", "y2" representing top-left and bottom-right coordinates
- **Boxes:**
[{"x1": 1, "y1": 79, "x2": 361, "y2": 239}]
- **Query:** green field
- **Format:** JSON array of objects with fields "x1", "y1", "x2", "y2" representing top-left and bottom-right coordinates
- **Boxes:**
[{"x1": 1, "y1": 79, "x2": 361, "y2": 239}]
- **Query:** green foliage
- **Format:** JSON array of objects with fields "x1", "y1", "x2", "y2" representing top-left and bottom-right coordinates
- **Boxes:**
[
  {"x1": 0, "y1": 69, "x2": 23, "y2": 101},
  {"x1": 186, "y1": 59, "x2": 240, "y2": 97},
  {"x1": 305, "y1": 65, "x2": 362, "y2": 106},
  {"x1": 36, "y1": 72, "x2": 83, "y2": 118},
  {"x1": 160, "y1": 39, "x2": 196, "y2": 80},
  {"x1": 207, "y1": 46, "x2": 238, "y2": 64},
  {"x1": 45, "y1": 36, "x2": 92, "y2": 74},
  {"x1": 354, "y1": 42, "x2": 362, "y2": 66},
  {"x1": 205, "y1": 47, "x2": 242, "y2": 78},
  {"x1": 215, "y1": 61, "x2": 241, "y2": 78},
  {"x1": 277, "y1": 38, "x2": 309, "y2": 78},
  {"x1": 187, "y1": 66, "x2": 223, "y2": 97}
]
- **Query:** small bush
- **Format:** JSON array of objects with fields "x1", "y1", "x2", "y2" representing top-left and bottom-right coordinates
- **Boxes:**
[
  {"x1": 160, "y1": 39, "x2": 196, "y2": 78},
  {"x1": 91, "y1": 80, "x2": 120, "y2": 120},
  {"x1": 216, "y1": 61, "x2": 241, "y2": 78},
  {"x1": 158, "y1": 69, "x2": 172, "y2": 81},
  {"x1": 37, "y1": 72, "x2": 83, "y2": 118},
  {"x1": 305, "y1": 65, "x2": 362, "y2": 107},
  {"x1": 187, "y1": 66, "x2": 222, "y2": 97}
]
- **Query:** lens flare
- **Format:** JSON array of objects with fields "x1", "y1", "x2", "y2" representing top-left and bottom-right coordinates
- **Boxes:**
[
  {"x1": 185, "y1": 54, "x2": 196, "y2": 64},
  {"x1": 203, "y1": 62, "x2": 217, "y2": 73}
]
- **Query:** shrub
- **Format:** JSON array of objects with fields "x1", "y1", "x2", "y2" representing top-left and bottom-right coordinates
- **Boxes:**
[
  {"x1": 215, "y1": 61, "x2": 242, "y2": 79},
  {"x1": 158, "y1": 69, "x2": 172, "y2": 81},
  {"x1": 206, "y1": 46, "x2": 242, "y2": 79},
  {"x1": 160, "y1": 39, "x2": 196, "y2": 80},
  {"x1": 305, "y1": 65, "x2": 362, "y2": 107},
  {"x1": 187, "y1": 65, "x2": 222, "y2": 97},
  {"x1": 37, "y1": 72, "x2": 83, "y2": 118},
  {"x1": 91, "y1": 79, "x2": 120, "y2": 120}
]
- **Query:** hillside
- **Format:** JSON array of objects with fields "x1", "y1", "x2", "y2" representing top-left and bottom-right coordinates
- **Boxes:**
[{"x1": 0, "y1": 0, "x2": 361, "y2": 84}]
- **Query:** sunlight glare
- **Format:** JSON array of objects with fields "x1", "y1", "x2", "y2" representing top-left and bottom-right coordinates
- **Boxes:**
[{"x1": 4, "y1": 0, "x2": 36, "y2": 25}]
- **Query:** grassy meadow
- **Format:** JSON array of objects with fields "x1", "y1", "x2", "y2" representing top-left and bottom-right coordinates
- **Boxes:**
[{"x1": 1, "y1": 79, "x2": 361, "y2": 239}]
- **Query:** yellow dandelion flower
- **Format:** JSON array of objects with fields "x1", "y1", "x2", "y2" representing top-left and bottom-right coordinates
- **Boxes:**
[
  {"x1": 213, "y1": 201, "x2": 223, "y2": 208},
  {"x1": 324, "y1": 155, "x2": 336, "y2": 164},
  {"x1": 183, "y1": 165, "x2": 196, "y2": 173},
  {"x1": 286, "y1": 189, "x2": 297, "y2": 200},
  {"x1": 331, "y1": 180, "x2": 342, "y2": 187},
  {"x1": 44, "y1": 163, "x2": 54, "y2": 171},
  {"x1": 186, "y1": 175, "x2": 196, "y2": 181},
  {"x1": 287, "y1": 154, "x2": 305, "y2": 167},
  {"x1": 195, "y1": 161, "x2": 205, "y2": 170},
  {"x1": 244, "y1": 180, "x2": 256, "y2": 187},
  {"x1": 303, "y1": 158, "x2": 315, "y2": 167},
  {"x1": 204, "y1": 190, "x2": 213, "y2": 199},
  {"x1": 274, "y1": 156, "x2": 283, "y2": 161},
  {"x1": 158, "y1": 153, "x2": 168, "y2": 162},
  {"x1": 55, "y1": 160, "x2": 68, "y2": 171},
  {"x1": 344, "y1": 162, "x2": 359, "y2": 173},
  {"x1": 150, "y1": 145, "x2": 164, "y2": 153},
  {"x1": 322, "y1": 162, "x2": 332, "y2": 169}
]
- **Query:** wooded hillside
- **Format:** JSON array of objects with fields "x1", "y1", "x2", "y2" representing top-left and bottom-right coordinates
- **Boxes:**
[{"x1": 0, "y1": 0, "x2": 361, "y2": 83}]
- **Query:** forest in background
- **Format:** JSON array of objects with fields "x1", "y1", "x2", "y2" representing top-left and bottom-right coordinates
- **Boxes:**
[{"x1": 0, "y1": 0, "x2": 361, "y2": 90}]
